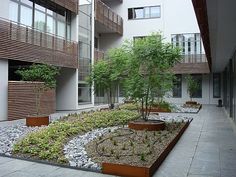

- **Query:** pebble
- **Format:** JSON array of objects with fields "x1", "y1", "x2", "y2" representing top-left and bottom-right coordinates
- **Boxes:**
[
  {"x1": 0, "y1": 123, "x2": 45, "y2": 155},
  {"x1": 63, "y1": 127, "x2": 118, "y2": 170}
]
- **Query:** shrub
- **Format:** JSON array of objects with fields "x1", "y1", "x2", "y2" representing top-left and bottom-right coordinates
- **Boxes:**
[{"x1": 13, "y1": 110, "x2": 139, "y2": 164}]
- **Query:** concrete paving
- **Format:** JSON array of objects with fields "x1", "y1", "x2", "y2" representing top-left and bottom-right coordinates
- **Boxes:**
[{"x1": 0, "y1": 105, "x2": 236, "y2": 177}]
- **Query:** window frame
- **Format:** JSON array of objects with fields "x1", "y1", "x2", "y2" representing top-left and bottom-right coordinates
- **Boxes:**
[{"x1": 128, "y1": 5, "x2": 161, "y2": 20}]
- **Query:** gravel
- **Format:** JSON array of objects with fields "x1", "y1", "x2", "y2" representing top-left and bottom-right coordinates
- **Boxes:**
[
  {"x1": 63, "y1": 126, "x2": 119, "y2": 170},
  {"x1": 0, "y1": 123, "x2": 45, "y2": 155},
  {"x1": 171, "y1": 104, "x2": 201, "y2": 113}
]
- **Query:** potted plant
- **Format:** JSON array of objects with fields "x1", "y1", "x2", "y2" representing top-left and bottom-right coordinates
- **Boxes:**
[
  {"x1": 15, "y1": 64, "x2": 60, "y2": 126},
  {"x1": 185, "y1": 75, "x2": 200, "y2": 105}
]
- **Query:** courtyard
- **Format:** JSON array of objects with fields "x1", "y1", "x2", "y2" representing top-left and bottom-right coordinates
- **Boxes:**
[{"x1": 0, "y1": 105, "x2": 235, "y2": 177}]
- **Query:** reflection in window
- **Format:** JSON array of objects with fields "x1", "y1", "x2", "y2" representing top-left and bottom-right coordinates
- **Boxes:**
[
  {"x1": 191, "y1": 74, "x2": 202, "y2": 98},
  {"x1": 34, "y1": 10, "x2": 46, "y2": 31},
  {"x1": 78, "y1": 83, "x2": 91, "y2": 103},
  {"x1": 128, "y1": 6, "x2": 161, "y2": 19},
  {"x1": 9, "y1": 1, "x2": 18, "y2": 22},
  {"x1": 173, "y1": 75, "x2": 182, "y2": 98},
  {"x1": 20, "y1": 5, "x2": 32, "y2": 26}
]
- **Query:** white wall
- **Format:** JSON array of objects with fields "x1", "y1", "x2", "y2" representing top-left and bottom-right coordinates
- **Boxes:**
[
  {"x1": 0, "y1": 59, "x2": 8, "y2": 121},
  {"x1": 56, "y1": 68, "x2": 78, "y2": 110},
  {"x1": 99, "y1": 0, "x2": 200, "y2": 51},
  {"x1": 165, "y1": 74, "x2": 222, "y2": 105}
]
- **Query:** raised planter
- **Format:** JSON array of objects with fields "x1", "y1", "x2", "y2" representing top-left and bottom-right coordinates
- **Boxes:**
[
  {"x1": 102, "y1": 121, "x2": 190, "y2": 177},
  {"x1": 185, "y1": 101, "x2": 198, "y2": 105},
  {"x1": 26, "y1": 115, "x2": 49, "y2": 127},
  {"x1": 128, "y1": 120, "x2": 165, "y2": 131},
  {"x1": 141, "y1": 108, "x2": 171, "y2": 113}
]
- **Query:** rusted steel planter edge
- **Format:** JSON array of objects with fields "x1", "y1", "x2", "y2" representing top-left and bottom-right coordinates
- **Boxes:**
[{"x1": 102, "y1": 121, "x2": 190, "y2": 177}]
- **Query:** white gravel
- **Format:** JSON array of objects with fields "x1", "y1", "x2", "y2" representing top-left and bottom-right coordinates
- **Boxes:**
[{"x1": 0, "y1": 122, "x2": 45, "y2": 155}]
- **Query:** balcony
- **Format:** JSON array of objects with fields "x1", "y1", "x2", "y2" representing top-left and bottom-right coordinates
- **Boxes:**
[
  {"x1": 94, "y1": 48, "x2": 105, "y2": 62},
  {"x1": 0, "y1": 18, "x2": 78, "y2": 68},
  {"x1": 172, "y1": 54, "x2": 210, "y2": 74},
  {"x1": 95, "y1": 0, "x2": 123, "y2": 35},
  {"x1": 50, "y1": 0, "x2": 79, "y2": 14}
]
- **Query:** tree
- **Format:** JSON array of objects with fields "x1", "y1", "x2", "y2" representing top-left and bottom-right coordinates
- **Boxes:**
[
  {"x1": 185, "y1": 75, "x2": 200, "y2": 101},
  {"x1": 88, "y1": 46, "x2": 129, "y2": 108},
  {"x1": 15, "y1": 64, "x2": 60, "y2": 115},
  {"x1": 123, "y1": 33, "x2": 181, "y2": 120}
]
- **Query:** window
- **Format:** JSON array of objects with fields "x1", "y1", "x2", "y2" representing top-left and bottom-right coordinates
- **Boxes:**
[
  {"x1": 171, "y1": 33, "x2": 202, "y2": 55},
  {"x1": 9, "y1": 0, "x2": 71, "y2": 40},
  {"x1": 128, "y1": 6, "x2": 161, "y2": 20},
  {"x1": 173, "y1": 75, "x2": 182, "y2": 98},
  {"x1": 213, "y1": 73, "x2": 221, "y2": 98},
  {"x1": 191, "y1": 74, "x2": 202, "y2": 98}
]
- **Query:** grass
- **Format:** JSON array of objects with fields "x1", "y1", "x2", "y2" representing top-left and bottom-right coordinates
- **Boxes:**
[{"x1": 12, "y1": 110, "x2": 140, "y2": 164}]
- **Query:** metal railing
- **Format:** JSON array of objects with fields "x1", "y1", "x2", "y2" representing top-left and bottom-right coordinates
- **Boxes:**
[
  {"x1": 0, "y1": 17, "x2": 78, "y2": 68},
  {"x1": 180, "y1": 54, "x2": 207, "y2": 63}
]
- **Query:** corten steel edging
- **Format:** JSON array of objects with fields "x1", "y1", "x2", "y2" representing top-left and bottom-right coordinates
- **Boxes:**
[
  {"x1": 26, "y1": 115, "x2": 49, "y2": 127},
  {"x1": 102, "y1": 121, "x2": 190, "y2": 177},
  {"x1": 128, "y1": 121, "x2": 165, "y2": 131},
  {"x1": 140, "y1": 108, "x2": 171, "y2": 113},
  {"x1": 0, "y1": 18, "x2": 78, "y2": 68}
]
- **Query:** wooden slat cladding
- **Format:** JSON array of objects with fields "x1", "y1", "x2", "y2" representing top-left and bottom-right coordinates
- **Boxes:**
[
  {"x1": 94, "y1": 48, "x2": 105, "y2": 62},
  {"x1": 0, "y1": 18, "x2": 78, "y2": 68},
  {"x1": 8, "y1": 81, "x2": 55, "y2": 121},
  {"x1": 95, "y1": 0, "x2": 123, "y2": 35},
  {"x1": 172, "y1": 54, "x2": 209, "y2": 74},
  {"x1": 50, "y1": 0, "x2": 79, "y2": 14}
]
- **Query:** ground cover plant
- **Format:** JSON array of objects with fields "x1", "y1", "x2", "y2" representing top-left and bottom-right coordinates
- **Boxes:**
[
  {"x1": 12, "y1": 110, "x2": 139, "y2": 164},
  {"x1": 85, "y1": 122, "x2": 186, "y2": 167}
]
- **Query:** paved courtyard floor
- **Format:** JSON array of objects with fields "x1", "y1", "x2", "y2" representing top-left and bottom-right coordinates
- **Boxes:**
[{"x1": 0, "y1": 105, "x2": 236, "y2": 177}]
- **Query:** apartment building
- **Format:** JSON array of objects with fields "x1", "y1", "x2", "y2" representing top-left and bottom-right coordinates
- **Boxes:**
[
  {"x1": 0, "y1": 0, "x2": 82, "y2": 121},
  {"x1": 0, "y1": 0, "x2": 222, "y2": 121},
  {"x1": 93, "y1": 0, "x2": 222, "y2": 105}
]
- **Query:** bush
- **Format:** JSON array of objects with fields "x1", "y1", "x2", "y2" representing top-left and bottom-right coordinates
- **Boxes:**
[
  {"x1": 152, "y1": 101, "x2": 172, "y2": 112},
  {"x1": 119, "y1": 103, "x2": 139, "y2": 111},
  {"x1": 13, "y1": 110, "x2": 139, "y2": 163}
]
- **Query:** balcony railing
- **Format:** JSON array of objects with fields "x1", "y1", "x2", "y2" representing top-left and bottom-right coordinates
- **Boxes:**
[
  {"x1": 180, "y1": 54, "x2": 207, "y2": 63},
  {"x1": 50, "y1": 0, "x2": 78, "y2": 14},
  {"x1": 0, "y1": 18, "x2": 78, "y2": 68},
  {"x1": 95, "y1": 0, "x2": 123, "y2": 35},
  {"x1": 94, "y1": 48, "x2": 105, "y2": 62}
]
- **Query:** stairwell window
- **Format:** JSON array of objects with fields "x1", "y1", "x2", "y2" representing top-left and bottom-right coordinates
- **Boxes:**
[{"x1": 128, "y1": 6, "x2": 161, "y2": 20}]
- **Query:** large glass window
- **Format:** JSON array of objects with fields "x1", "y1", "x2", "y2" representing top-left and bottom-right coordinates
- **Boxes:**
[
  {"x1": 78, "y1": 0, "x2": 92, "y2": 104},
  {"x1": 191, "y1": 74, "x2": 202, "y2": 98},
  {"x1": 128, "y1": 6, "x2": 161, "y2": 20},
  {"x1": 213, "y1": 73, "x2": 221, "y2": 98},
  {"x1": 34, "y1": 10, "x2": 46, "y2": 31},
  {"x1": 9, "y1": 0, "x2": 71, "y2": 40},
  {"x1": 173, "y1": 75, "x2": 182, "y2": 98},
  {"x1": 20, "y1": 5, "x2": 32, "y2": 26},
  {"x1": 9, "y1": 1, "x2": 18, "y2": 22}
]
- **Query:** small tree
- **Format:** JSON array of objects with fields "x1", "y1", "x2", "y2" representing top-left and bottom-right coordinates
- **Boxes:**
[
  {"x1": 15, "y1": 64, "x2": 60, "y2": 115},
  {"x1": 123, "y1": 33, "x2": 181, "y2": 120},
  {"x1": 88, "y1": 47, "x2": 128, "y2": 108},
  {"x1": 185, "y1": 75, "x2": 200, "y2": 101}
]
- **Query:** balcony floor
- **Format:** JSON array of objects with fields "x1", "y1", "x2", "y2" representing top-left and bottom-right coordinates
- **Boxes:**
[{"x1": 0, "y1": 105, "x2": 236, "y2": 177}]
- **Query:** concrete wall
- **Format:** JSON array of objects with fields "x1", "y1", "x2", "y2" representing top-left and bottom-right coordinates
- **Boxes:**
[
  {"x1": 99, "y1": 0, "x2": 201, "y2": 51},
  {"x1": 56, "y1": 68, "x2": 78, "y2": 110},
  {"x1": 0, "y1": 59, "x2": 8, "y2": 121}
]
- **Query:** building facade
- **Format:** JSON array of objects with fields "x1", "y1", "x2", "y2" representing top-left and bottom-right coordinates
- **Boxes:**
[
  {"x1": 93, "y1": 0, "x2": 221, "y2": 105},
  {"x1": 0, "y1": 0, "x2": 222, "y2": 121}
]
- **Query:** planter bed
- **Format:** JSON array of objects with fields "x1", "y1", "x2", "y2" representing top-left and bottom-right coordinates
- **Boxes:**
[
  {"x1": 85, "y1": 121, "x2": 190, "y2": 177},
  {"x1": 128, "y1": 120, "x2": 165, "y2": 131}
]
